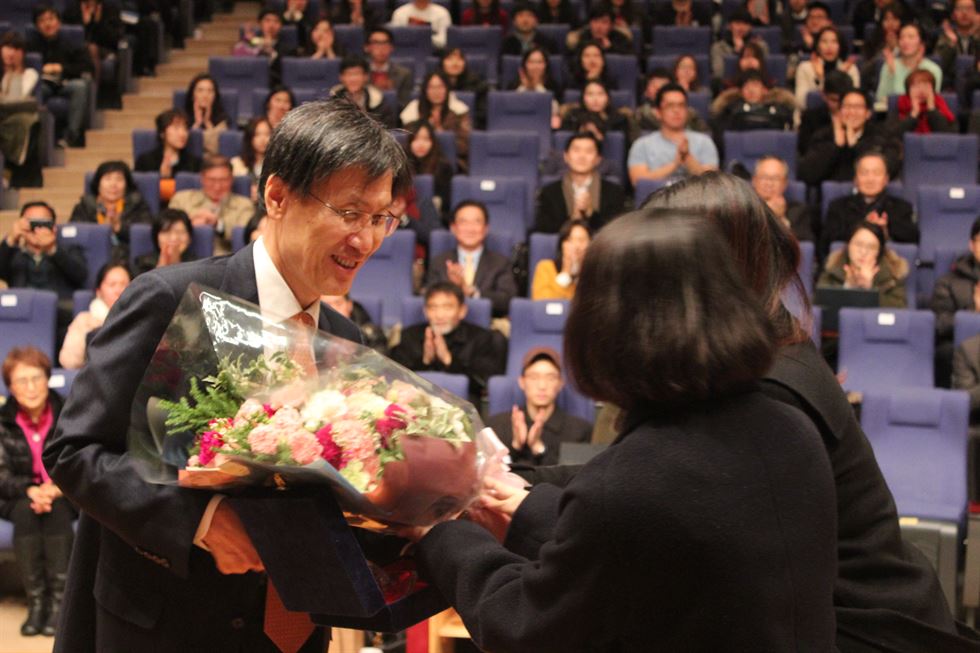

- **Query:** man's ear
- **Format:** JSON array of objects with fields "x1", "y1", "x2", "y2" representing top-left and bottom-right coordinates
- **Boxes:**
[{"x1": 264, "y1": 175, "x2": 288, "y2": 221}]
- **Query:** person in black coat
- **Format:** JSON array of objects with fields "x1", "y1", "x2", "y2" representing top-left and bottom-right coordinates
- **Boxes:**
[
  {"x1": 502, "y1": 5, "x2": 559, "y2": 56},
  {"x1": 405, "y1": 210, "x2": 838, "y2": 652},
  {"x1": 931, "y1": 216, "x2": 980, "y2": 386},
  {"x1": 0, "y1": 347, "x2": 74, "y2": 638},
  {"x1": 27, "y1": 5, "x2": 94, "y2": 147},
  {"x1": 797, "y1": 69, "x2": 854, "y2": 155},
  {"x1": 799, "y1": 89, "x2": 903, "y2": 186},
  {"x1": 41, "y1": 99, "x2": 413, "y2": 653},
  {"x1": 425, "y1": 202, "x2": 518, "y2": 318},
  {"x1": 133, "y1": 108, "x2": 202, "y2": 205},
  {"x1": 69, "y1": 160, "x2": 153, "y2": 260},
  {"x1": 486, "y1": 347, "x2": 593, "y2": 466},
  {"x1": 820, "y1": 150, "x2": 918, "y2": 259},
  {"x1": 535, "y1": 132, "x2": 626, "y2": 234},
  {"x1": 389, "y1": 282, "x2": 507, "y2": 403}
]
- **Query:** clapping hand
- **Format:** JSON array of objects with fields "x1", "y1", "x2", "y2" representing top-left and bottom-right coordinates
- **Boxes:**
[
  {"x1": 844, "y1": 261, "x2": 879, "y2": 289},
  {"x1": 866, "y1": 210, "x2": 890, "y2": 238},
  {"x1": 510, "y1": 405, "x2": 546, "y2": 455}
]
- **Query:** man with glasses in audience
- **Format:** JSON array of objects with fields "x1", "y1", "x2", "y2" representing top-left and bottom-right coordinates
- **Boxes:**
[
  {"x1": 44, "y1": 99, "x2": 412, "y2": 653},
  {"x1": 751, "y1": 155, "x2": 815, "y2": 242},
  {"x1": 628, "y1": 83, "x2": 719, "y2": 184},
  {"x1": 167, "y1": 155, "x2": 254, "y2": 255},
  {"x1": 364, "y1": 27, "x2": 414, "y2": 109}
]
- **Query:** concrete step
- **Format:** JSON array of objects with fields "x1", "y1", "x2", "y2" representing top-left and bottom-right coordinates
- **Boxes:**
[
  {"x1": 64, "y1": 149, "x2": 134, "y2": 168},
  {"x1": 42, "y1": 168, "x2": 88, "y2": 189},
  {"x1": 122, "y1": 94, "x2": 174, "y2": 113},
  {"x1": 102, "y1": 113, "x2": 161, "y2": 131}
]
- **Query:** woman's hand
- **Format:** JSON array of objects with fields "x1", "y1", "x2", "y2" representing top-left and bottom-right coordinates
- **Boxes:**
[
  {"x1": 844, "y1": 262, "x2": 878, "y2": 289},
  {"x1": 465, "y1": 478, "x2": 531, "y2": 543},
  {"x1": 26, "y1": 486, "x2": 53, "y2": 514}
]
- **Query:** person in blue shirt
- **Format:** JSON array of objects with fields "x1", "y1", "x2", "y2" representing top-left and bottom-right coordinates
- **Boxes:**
[{"x1": 627, "y1": 83, "x2": 719, "y2": 185}]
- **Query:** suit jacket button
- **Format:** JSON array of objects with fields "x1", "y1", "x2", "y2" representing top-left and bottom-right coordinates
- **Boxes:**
[{"x1": 230, "y1": 617, "x2": 245, "y2": 630}]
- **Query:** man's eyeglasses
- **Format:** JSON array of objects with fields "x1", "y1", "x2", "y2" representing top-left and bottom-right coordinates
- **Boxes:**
[{"x1": 308, "y1": 193, "x2": 399, "y2": 236}]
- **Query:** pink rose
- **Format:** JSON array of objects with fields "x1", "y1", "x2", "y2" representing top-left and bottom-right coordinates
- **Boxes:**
[
  {"x1": 235, "y1": 399, "x2": 266, "y2": 421},
  {"x1": 288, "y1": 430, "x2": 323, "y2": 465},
  {"x1": 387, "y1": 380, "x2": 422, "y2": 406}
]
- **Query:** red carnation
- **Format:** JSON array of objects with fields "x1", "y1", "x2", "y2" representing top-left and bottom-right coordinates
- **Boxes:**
[{"x1": 316, "y1": 425, "x2": 344, "y2": 469}]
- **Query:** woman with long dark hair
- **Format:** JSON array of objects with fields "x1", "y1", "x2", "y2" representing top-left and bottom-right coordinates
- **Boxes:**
[
  {"x1": 230, "y1": 116, "x2": 271, "y2": 201},
  {"x1": 400, "y1": 72, "x2": 472, "y2": 172},
  {"x1": 510, "y1": 46, "x2": 562, "y2": 128},
  {"x1": 794, "y1": 26, "x2": 860, "y2": 108},
  {"x1": 403, "y1": 209, "x2": 839, "y2": 651},
  {"x1": 183, "y1": 73, "x2": 229, "y2": 156},
  {"x1": 405, "y1": 122, "x2": 454, "y2": 212},
  {"x1": 569, "y1": 41, "x2": 615, "y2": 90}
]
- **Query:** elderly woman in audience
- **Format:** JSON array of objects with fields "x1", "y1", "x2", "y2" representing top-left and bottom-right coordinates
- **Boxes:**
[
  {"x1": 794, "y1": 26, "x2": 860, "y2": 109},
  {"x1": 184, "y1": 73, "x2": 229, "y2": 156},
  {"x1": 58, "y1": 262, "x2": 131, "y2": 369},
  {"x1": 817, "y1": 221, "x2": 909, "y2": 308},
  {"x1": 887, "y1": 68, "x2": 958, "y2": 134},
  {"x1": 0, "y1": 32, "x2": 42, "y2": 188},
  {"x1": 509, "y1": 46, "x2": 562, "y2": 129},
  {"x1": 401, "y1": 72, "x2": 472, "y2": 172},
  {"x1": 231, "y1": 117, "x2": 271, "y2": 202},
  {"x1": 263, "y1": 85, "x2": 295, "y2": 130},
  {"x1": 134, "y1": 108, "x2": 201, "y2": 205},
  {"x1": 569, "y1": 41, "x2": 615, "y2": 90},
  {"x1": 307, "y1": 18, "x2": 345, "y2": 59},
  {"x1": 531, "y1": 218, "x2": 592, "y2": 300},
  {"x1": 406, "y1": 122, "x2": 454, "y2": 213},
  {"x1": 134, "y1": 209, "x2": 196, "y2": 275},
  {"x1": 560, "y1": 79, "x2": 634, "y2": 144},
  {"x1": 69, "y1": 160, "x2": 152, "y2": 259},
  {"x1": 0, "y1": 347, "x2": 74, "y2": 638},
  {"x1": 404, "y1": 210, "x2": 838, "y2": 652}
]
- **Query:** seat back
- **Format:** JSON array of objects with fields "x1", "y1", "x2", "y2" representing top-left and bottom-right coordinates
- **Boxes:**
[
  {"x1": 416, "y1": 371, "x2": 470, "y2": 400},
  {"x1": 468, "y1": 131, "x2": 540, "y2": 183},
  {"x1": 390, "y1": 25, "x2": 433, "y2": 68},
  {"x1": 446, "y1": 25, "x2": 503, "y2": 64},
  {"x1": 723, "y1": 130, "x2": 798, "y2": 177},
  {"x1": 208, "y1": 57, "x2": 271, "y2": 119},
  {"x1": 904, "y1": 133, "x2": 978, "y2": 188},
  {"x1": 349, "y1": 230, "x2": 416, "y2": 328},
  {"x1": 57, "y1": 223, "x2": 112, "y2": 289},
  {"x1": 428, "y1": 229, "x2": 515, "y2": 260},
  {"x1": 451, "y1": 176, "x2": 532, "y2": 242},
  {"x1": 487, "y1": 91, "x2": 553, "y2": 157},
  {"x1": 0, "y1": 289, "x2": 58, "y2": 363},
  {"x1": 281, "y1": 57, "x2": 341, "y2": 94},
  {"x1": 507, "y1": 298, "x2": 569, "y2": 375},
  {"x1": 837, "y1": 308, "x2": 935, "y2": 393},
  {"x1": 132, "y1": 129, "x2": 203, "y2": 161},
  {"x1": 651, "y1": 26, "x2": 711, "y2": 55},
  {"x1": 528, "y1": 232, "x2": 559, "y2": 280},
  {"x1": 917, "y1": 184, "x2": 980, "y2": 263}
]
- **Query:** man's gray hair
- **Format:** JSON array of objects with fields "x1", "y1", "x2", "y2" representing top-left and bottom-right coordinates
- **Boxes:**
[{"x1": 260, "y1": 97, "x2": 412, "y2": 199}]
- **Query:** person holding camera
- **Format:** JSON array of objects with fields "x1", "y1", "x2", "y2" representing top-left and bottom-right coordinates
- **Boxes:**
[{"x1": 0, "y1": 202, "x2": 88, "y2": 347}]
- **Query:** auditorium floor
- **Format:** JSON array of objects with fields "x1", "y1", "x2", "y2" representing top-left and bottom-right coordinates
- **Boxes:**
[{"x1": 0, "y1": 598, "x2": 53, "y2": 653}]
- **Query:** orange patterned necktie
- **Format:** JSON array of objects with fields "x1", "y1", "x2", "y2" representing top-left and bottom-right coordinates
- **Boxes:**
[{"x1": 263, "y1": 311, "x2": 317, "y2": 652}]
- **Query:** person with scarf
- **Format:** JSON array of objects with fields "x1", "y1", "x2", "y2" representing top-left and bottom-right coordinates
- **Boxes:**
[{"x1": 888, "y1": 68, "x2": 957, "y2": 135}]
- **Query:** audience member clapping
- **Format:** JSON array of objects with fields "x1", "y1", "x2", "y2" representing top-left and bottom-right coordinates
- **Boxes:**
[
  {"x1": 486, "y1": 347, "x2": 592, "y2": 466},
  {"x1": 535, "y1": 133, "x2": 627, "y2": 234},
  {"x1": 62, "y1": 0, "x2": 122, "y2": 98},
  {"x1": 531, "y1": 218, "x2": 592, "y2": 299},
  {"x1": 401, "y1": 72, "x2": 472, "y2": 172},
  {"x1": 792, "y1": 1, "x2": 833, "y2": 60},
  {"x1": 799, "y1": 89, "x2": 900, "y2": 185},
  {"x1": 560, "y1": 80, "x2": 634, "y2": 144},
  {"x1": 135, "y1": 209, "x2": 196, "y2": 275},
  {"x1": 936, "y1": 0, "x2": 980, "y2": 86},
  {"x1": 389, "y1": 281, "x2": 507, "y2": 403},
  {"x1": 567, "y1": 6, "x2": 632, "y2": 54},
  {"x1": 331, "y1": 56, "x2": 396, "y2": 128},
  {"x1": 751, "y1": 155, "x2": 815, "y2": 241},
  {"x1": 820, "y1": 150, "x2": 917, "y2": 256},
  {"x1": 425, "y1": 201, "x2": 517, "y2": 317},
  {"x1": 307, "y1": 18, "x2": 345, "y2": 60},
  {"x1": 134, "y1": 108, "x2": 201, "y2": 204},
  {"x1": 569, "y1": 41, "x2": 616, "y2": 90},
  {"x1": 232, "y1": 7, "x2": 296, "y2": 85},
  {"x1": 875, "y1": 23, "x2": 943, "y2": 110},
  {"x1": 887, "y1": 68, "x2": 958, "y2": 134},
  {"x1": 817, "y1": 221, "x2": 909, "y2": 307},
  {"x1": 798, "y1": 69, "x2": 854, "y2": 154},
  {"x1": 69, "y1": 160, "x2": 152, "y2": 258},
  {"x1": 184, "y1": 73, "x2": 229, "y2": 156},
  {"x1": 364, "y1": 27, "x2": 412, "y2": 108},
  {"x1": 860, "y1": 3, "x2": 907, "y2": 87},
  {"x1": 628, "y1": 84, "x2": 719, "y2": 183},
  {"x1": 509, "y1": 46, "x2": 562, "y2": 128},
  {"x1": 672, "y1": 53, "x2": 704, "y2": 93},
  {"x1": 794, "y1": 26, "x2": 860, "y2": 108},
  {"x1": 281, "y1": 0, "x2": 316, "y2": 55},
  {"x1": 58, "y1": 262, "x2": 131, "y2": 369}
]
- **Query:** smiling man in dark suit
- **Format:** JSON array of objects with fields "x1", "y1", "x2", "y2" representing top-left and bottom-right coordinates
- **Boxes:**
[
  {"x1": 425, "y1": 200, "x2": 518, "y2": 318},
  {"x1": 42, "y1": 98, "x2": 411, "y2": 653}
]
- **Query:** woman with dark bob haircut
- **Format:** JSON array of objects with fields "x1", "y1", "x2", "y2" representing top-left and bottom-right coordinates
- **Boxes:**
[
  {"x1": 642, "y1": 172, "x2": 979, "y2": 651},
  {"x1": 401, "y1": 210, "x2": 839, "y2": 651},
  {"x1": 69, "y1": 160, "x2": 153, "y2": 256}
]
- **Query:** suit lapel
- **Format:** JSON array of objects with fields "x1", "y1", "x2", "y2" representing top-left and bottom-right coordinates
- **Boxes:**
[{"x1": 218, "y1": 243, "x2": 259, "y2": 305}]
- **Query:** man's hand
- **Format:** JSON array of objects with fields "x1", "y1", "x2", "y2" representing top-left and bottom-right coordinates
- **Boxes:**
[
  {"x1": 766, "y1": 195, "x2": 787, "y2": 218},
  {"x1": 866, "y1": 210, "x2": 890, "y2": 238},
  {"x1": 831, "y1": 112, "x2": 846, "y2": 146},
  {"x1": 422, "y1": 327, "x2": 436, "y2": 365},
  {"x1": 201, "y1": 501, "x2": 264, "y2": 574},
  {"x1": 6, "y1": 217, "x2": 30, "y2": 248},
  {"x1": 190, "y1": 209, "x2": 218, "y2": 227},
  {"x1": 445, "y1": 260, "x2": 465, "y2": 288},
  {"x1": 943, "y1": 19, "x2": 959, "y2": 44},
  {"x1": 432, "y1": 329, "x2": 452, "y2": 366},
  {"x1": 883, "y1": 47, "x2": 896, "y2": 74},
  {"x1": 572, "y1": 190, "x2": 591, "y2": 218},
  {"x1": 510, "y1": 405, "x2": 528, "y2": 450}
]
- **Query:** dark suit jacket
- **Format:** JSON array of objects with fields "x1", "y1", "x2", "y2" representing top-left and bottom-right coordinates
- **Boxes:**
[
  {"x1": 425, "y1": 249, "x2": 517, "y2": 317},
  {"x1": 42, "y1": 244, "x2": 359, "y2": 653},
  {"x1": 820, "y1": 192, "x2": 918, "y2": 259},
  {"x1": 534, "y1": 178, "x2": 627, "y2": 235},
  {"x1": 0, "y1": 240, "x2": 88, "y2": 301},
  {"x1": 785, "y1": 200, "x2": 816, "y2": 242},
  {"x1": 134, "y1": 146, "x2": 202, "y2": 178},
  {"x1": 501, "y1": 31, "x2": 559, "y2": 56},
  {"x1": 417, "y1": 390, "x2": 838, "y2": 651},
  {"x1": 932, "y1": 254, "x2": 980, "y2": 341},
  {"x1": 798, "y1": 122, "x2": 903, "y2": 186},
  {"x1": 486, "y1": 406, "x2": 592, "y2": 467}
]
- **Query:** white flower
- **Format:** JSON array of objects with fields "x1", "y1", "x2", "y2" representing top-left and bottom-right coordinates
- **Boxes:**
[
  {"x1": 345, "y1": 390, "x2": 390, "y2": 417},
  {"x1": 302, "y1": 389, "x2": 348, "y2": 423}
]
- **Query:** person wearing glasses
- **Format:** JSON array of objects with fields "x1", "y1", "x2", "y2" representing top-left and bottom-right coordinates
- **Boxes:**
[
  {"x1": 0, "y1": 346, "x2": 75, "y2": 638},
  {"x1": 43, "y1": 98, "x2": 412, "y2": 653}
]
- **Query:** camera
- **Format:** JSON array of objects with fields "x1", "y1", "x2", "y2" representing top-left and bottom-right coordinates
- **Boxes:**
[{"x1": 29, "y1": 220, "x2": 54, "y2": 231}]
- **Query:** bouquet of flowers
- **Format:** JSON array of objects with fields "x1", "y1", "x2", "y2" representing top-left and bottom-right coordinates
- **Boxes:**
[{"x1": 128, "y1": 284, "x2": 504, "y2": 529}]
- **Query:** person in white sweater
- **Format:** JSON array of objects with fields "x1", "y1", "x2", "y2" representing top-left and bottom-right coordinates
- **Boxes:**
[
  {"x1": 58, "y1": 262, "x2": 131, "y2": 369},
  {"x1": 794, "y1": 25, "x2": 860, "y2": 109},
  {"x1": 390, "y1": 0, "x2": 453, "y2": 48},
  {"x1": 0, "y1": 32, "x2": 40, "y2": 170}
]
